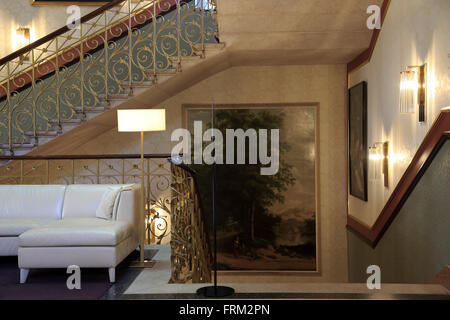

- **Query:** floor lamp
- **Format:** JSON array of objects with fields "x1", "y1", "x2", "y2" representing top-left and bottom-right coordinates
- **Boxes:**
[{"x1": 117, "y1": 109, "x2": 166, "y2": 267}]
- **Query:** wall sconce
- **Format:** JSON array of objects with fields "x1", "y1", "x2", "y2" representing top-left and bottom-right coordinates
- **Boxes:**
[
  {"x1": 14, "y1": 27, "x2": 31, "y2": 61},
  {"x1": 399, "y1": 64, "x2": 427, "y2": 122},
  {"x1": 369, "y1": 146, "x2": 381, "y2": 181},
  {"x1": 370, "y1": 142, "x2": 389, "y2": 187}
]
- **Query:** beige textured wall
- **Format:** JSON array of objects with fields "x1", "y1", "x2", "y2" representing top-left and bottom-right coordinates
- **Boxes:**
[
  {"x1": 0, "y1": 0, "x2": 96, "y2": 59},
  {"x1": 71, "y1": 65, "x2": 349, "y2": 282},
  {"x1": 348, "y1": 0, "x2": 450, "y2": 226}
]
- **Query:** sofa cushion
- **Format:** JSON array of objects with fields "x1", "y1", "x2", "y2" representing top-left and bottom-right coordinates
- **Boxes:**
[
  {"x1": 19, "y1": 218, "x2": 133, "y2": 247},
  {"x1": 0, "y1": 185, "x2": 66, "y2": 219},
  {"x1": 96, "y1": 188, "x2": 122, "y2": 220},
  {"x1": 0, "y1": 218, "x2": 55, "y2": 236},
  {"x1": 62, "y1": 184, "x2": 132, "y2": 219}
]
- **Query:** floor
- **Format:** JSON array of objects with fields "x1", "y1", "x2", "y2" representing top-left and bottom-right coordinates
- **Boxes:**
[
  {"x1": 104, "y1": 245, "x2": 450, "y2": 300},
  {"x1": 0, "y1": 249, "x2": 154, "y2": 300},
  {"x1": 0, "y1": 254, "x2": 138, "y2": 300},
  {"x1": 1, "y1": 245, "x2": 448, "y2": 300}
]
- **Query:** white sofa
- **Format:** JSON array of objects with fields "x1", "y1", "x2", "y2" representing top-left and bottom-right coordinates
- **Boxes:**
[{"x1": 0, "y1": 184, "x2": 141, "y2": 283}]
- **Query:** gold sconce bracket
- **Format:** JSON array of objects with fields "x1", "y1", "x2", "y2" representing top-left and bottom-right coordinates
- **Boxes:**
[{"x1": 407, "y1": 64, "x2": 427, "y2": 122}]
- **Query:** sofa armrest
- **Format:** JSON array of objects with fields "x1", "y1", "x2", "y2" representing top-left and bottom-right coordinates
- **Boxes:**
[{"x1": 115, "y1": 184, "x2": 141, "y2": 243}]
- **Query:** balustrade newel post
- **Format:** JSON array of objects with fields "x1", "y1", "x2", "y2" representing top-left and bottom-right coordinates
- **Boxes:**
[
  {"x1": 104, "y1": 11, "x2": 109, "y2": 105},
  {"x1": 6, "y1": 62, "x2": 12, "y2": 155},
  {"x1": 128, "y1": 0, "x2": 133, "y2": 95},
  {"x1": 152, "y1": 1, "x2": 157, "y2": 83},
  {"x1": 55, "y1": 37, "x2": 62, "y2": 133},
  {"x1": 80, "y1": 23, "x2": 85, "y2": 119},
  {"x1": 176, "y1": 0, "x2": 181, "y2": 71},
  {"x1": 31, "y1": 49, "x2": 37, "y2": 146},
  {"x1": 201, "y1": 0, "x2": 205, "y2": 58}
]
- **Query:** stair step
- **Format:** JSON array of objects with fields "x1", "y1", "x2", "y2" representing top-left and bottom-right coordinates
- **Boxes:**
[
  {"x1": 75, "y1": 106, "x2": 107, "y2": 113},
  {"x1": 0, "y1": 148, "x2": 34, "y2": 156},
  {"x1": 193, "y1": 43, "x2": 226, "y2": 52},
  {"x1": 0, "y1": 143, "x2": 35, "y2": 149},
  {"x1": 24, "y1": 130, "x2": 58, "y2": 137},
  {"x1": 169, "y1": 56, "x2": 202, "y2": 62},
  {"x1": 30, "y1": 136, "x2": 55, "y2": 146},
  {"x1": 144, "y1": 69, "x2": 179, "y2": 84},
  {"x1": 169, "y1": 56, "x2": 202, "y2": 71},
  {"x1": 145, "y1": 68, "x2": 178, "y2": 77},
  {"x1": 168, "y1": 56, "x2": 201, "y2": 68},
  {"x1": 49, "y1": 118, "x2": 83, "y2": 124},
  {"x1": 98, "y1": 93, "x2": 131, "y2": 101},
  {"x1": 121, "y1": 81, "x2": 155, "y2": 88}
]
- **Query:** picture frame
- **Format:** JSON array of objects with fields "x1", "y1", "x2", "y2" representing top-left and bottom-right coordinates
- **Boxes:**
[
  {"x1": 348, "y1": 81, "x2": 368, "y2": 201},
  {"x1": 183, "y1": 103, "x2": 321, "y2": 273}
]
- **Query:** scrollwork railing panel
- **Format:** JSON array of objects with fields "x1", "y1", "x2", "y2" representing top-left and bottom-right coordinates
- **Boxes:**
[
  {"x1": 0, "y1": 156, "x2": 174, "y2": 245},
  {"x1": 170, "y1": 163, "x2": 212, "y2": 283},
  {"x1": 0, "y1": 0, "x2": 218, "y2": 153}
]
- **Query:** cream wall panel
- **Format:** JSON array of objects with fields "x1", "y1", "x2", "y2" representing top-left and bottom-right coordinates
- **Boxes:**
[
  {"x1": 71, "y1": 65, "x2": 349, "y2": 282},
  {"x1": 0, "y1": 0, "x2": 96, "y2": 59},
  {"x1": 348, "y1": 0, "x2": 450, "y2": 226}
]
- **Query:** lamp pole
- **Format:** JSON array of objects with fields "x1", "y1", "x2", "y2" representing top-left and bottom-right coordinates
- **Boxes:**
[
  {"x1": 196, "y1": 101, "x2": 234, "y2": 298},
  {"x1": 140, "y1": 130, "x2": 145, "y2": 263}
]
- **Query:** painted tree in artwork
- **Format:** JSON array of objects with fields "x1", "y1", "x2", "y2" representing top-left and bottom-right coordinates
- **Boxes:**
[{"x1": 192, "y1": 109, "x2": 295, "y2": 255}]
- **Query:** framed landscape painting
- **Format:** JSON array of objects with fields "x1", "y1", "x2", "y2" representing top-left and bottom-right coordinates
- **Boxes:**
[
  {"x1": 184, "y1": 104, "x2": 319, "y2": 272},
  {"x1": 348, "y1": 81, "x2": 368, "y2": 201}
]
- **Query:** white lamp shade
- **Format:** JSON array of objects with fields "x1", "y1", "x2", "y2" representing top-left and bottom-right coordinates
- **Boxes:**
[{"x1": 117, "y1": 109, "x2": 166, "y2": 132}]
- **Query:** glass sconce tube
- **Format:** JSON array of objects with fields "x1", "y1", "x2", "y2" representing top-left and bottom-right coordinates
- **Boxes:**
[
  {"x1": 399, "y1": 70, "x2": 417, "y2": 114},
  {"x1": 369, "y1": 146, "x2": 381, "y2": 181},
  {"x1": 369, "y1": 142, "x2": 389, "y2": 187}
]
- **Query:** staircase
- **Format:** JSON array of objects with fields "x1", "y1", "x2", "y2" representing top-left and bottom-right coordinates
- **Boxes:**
[
  {"x1": 347, "y1": 108, "x2": 450, "y2": 246},
  {"x1": 0, "y1": 0, "x2": 221, "y2": 157}
]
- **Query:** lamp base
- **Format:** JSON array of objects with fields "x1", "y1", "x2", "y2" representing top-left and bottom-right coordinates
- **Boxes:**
[
  {"x1": 197, "y1": 286, "x2": 235, "y2": 298},
  {"x1": 129, "y1": 260, "x2": 155, "y2": 268}
]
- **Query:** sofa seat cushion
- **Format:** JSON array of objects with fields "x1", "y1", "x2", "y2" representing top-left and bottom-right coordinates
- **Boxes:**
[
  {"x1": 19, "y1": 218, "x2": 133, "y2": 247},
  {"x1": 0, "y1": 218, "x2": 56, "y2": 236},
  {"x1": 0, "y1": 185, "x2": 66, "y2": 219}
]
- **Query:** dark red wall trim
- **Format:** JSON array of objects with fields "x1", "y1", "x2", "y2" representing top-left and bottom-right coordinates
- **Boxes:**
[
  {"x1": 347, "y1": 110, "x2": 450, "y2": 247},
  {"x1": 347, "y1": 0, "x2": 391, "y2": 73}
]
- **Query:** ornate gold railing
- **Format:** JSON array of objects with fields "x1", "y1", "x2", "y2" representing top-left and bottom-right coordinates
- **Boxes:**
[
  {"x1": 0, "y1": 154, "x2": 173, "y2": 244},
  {"x1": 0, "y1": 154, "x2": 212, "y2": 282},
  {"x1": 170, "y1": 161, "x2": 212, "y2": 283},
  {"x1": 0, "y1": 0, "x2": 217, "y2": 154}
]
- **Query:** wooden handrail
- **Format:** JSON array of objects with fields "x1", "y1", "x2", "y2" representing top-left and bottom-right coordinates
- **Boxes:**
[
  {"x1": 0, "y1": 0, "x2": 124, "y2": 66},
  {"x1": 0, "y1": 153, "x2": 173, "y2": 160},
  {"x1": 347, "y1": 109, "x2": 450, "y2": 247}
]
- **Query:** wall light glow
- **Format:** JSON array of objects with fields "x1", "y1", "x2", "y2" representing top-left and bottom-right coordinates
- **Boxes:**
[
  {"x1": 399, "y1": 70, "x2": 417, "y2": 113},
  {"x1": 12, "y1": 27, "x2": 31, "y2": 51}
]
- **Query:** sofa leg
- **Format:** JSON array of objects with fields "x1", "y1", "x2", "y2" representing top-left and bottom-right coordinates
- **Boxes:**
[
  {"x1": 108, "y1": 267, "x2": 115, "y2": 283},
  {"x1": 20, "y1": 269, "x2": 30, "y2": 284}
]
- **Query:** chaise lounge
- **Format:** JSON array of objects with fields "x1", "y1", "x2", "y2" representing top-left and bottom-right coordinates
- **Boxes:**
[{"x1": 0, "y1": 184, "x2": 141, "y2": 283}]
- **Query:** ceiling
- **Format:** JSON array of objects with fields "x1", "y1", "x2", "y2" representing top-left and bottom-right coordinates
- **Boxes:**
[{"x1": 217, "y1": 0, "x2": 384, "y2": 65}]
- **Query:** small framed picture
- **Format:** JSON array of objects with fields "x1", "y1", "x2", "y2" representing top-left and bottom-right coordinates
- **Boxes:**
[{"x1": 348, "y1": 81, "x2": 368, "y2": 201}]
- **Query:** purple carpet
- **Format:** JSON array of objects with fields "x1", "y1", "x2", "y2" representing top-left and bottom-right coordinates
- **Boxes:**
[{"x1": 0, "y1": 252, "x2": 140, "y2": 300}]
